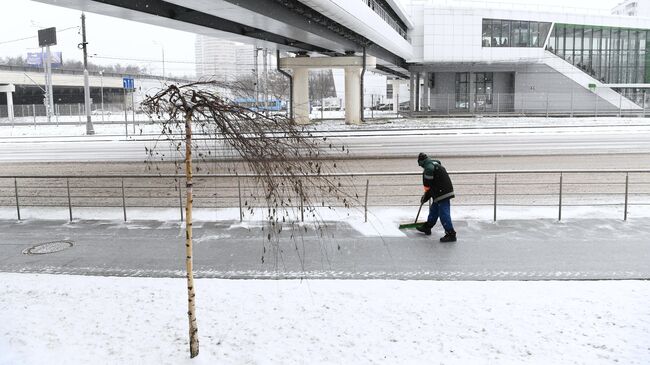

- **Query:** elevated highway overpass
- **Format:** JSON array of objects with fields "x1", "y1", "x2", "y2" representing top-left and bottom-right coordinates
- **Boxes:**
[{"x1": 33, "y1": 0, "x2": 416, "y2": 124}]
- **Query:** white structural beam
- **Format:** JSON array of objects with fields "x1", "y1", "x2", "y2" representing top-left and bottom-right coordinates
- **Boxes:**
[
  {"x1": 280, "y1": 56, "x2": 377, "y2": 125},
  {"x1": 292, "y1": 68, "x2": 310, "y2": 125},
  {"x1": 0, "y1": 84, "x2": 15, "y2": 122}
]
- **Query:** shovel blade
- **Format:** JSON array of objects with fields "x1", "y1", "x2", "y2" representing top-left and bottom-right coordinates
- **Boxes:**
[{"x1": 398, "y1": 222, "x2": 427, "y2": 229}]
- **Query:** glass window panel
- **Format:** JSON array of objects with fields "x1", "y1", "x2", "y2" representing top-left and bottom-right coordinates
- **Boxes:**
[
  {"x1": 539, "y1": 22, "x2": 552, "y2": 47},
  {"x1": 548, "y1": 25, "x2": 556, "y2": 51},
  {"x1": 482, "y1": 19, "x2": 491, "y2": 47},
  {"x1": 531, "y1": 22, "x2": 539, "y2": 47},
  {"x1": 557, "y1": 26, "x2": 566, "y2": 58},
  {"x1": 491, "y1": 19, "x2": 499, "y2": 46},
  {"x1": 565, "y1": 27, "x2": 574, "y2": 64},
  {"x1": 519, "y1": 21, "x2": 529, "y2": 47},
  {"x1": 501, "y1": 20, "x2": 511, "y2": 46}
]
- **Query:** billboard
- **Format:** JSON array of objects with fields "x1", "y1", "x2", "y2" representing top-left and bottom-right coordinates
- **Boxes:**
[{"x1": 26, "y1": 52, "x2": 63, "y2": 68}]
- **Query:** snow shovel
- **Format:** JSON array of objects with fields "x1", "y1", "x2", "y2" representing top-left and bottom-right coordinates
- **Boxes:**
[{"x1": 398, "y1": 201, "x2": 427, "y2": 229}]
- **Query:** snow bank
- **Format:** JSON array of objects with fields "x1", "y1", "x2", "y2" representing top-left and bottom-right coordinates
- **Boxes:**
[
  {"x1": 1, "y1": 204, "x2": 649, "y2": 238},
  {"x1": 0, "y1": 273, "x2": 648, "y2": 365}
]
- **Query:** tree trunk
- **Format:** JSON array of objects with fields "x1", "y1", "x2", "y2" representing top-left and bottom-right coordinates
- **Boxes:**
[{"x1": 184, "y1": 112, "x2": 199, "y2": 358}]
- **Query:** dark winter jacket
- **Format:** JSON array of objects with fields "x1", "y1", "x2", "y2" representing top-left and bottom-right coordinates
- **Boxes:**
[{"x1": 419, "y1": 157, "x2": 455, "y2": 203}]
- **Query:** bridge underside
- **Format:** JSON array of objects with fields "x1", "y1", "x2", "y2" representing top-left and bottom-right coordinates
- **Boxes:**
[{"x1": 33, "y1": 0, "x2": 409, "y2": 79}]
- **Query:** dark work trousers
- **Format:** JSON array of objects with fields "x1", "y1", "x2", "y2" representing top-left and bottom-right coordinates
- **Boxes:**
[{"x1": 427, "y1": 198, "x2": 454, "y2": 232}]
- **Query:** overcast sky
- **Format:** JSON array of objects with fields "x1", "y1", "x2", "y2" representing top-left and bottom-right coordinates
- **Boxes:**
[{"x1": 0, "y1": 0, "x2": 622, "y2": 78}]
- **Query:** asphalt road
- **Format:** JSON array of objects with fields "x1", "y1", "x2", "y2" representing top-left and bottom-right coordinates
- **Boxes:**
[
  {"x1": 1, "y1": 126, "x2": 650, "y2": 162},
  {"x1": 1, "y1": 218, "x2": 649, "y2": 280}
]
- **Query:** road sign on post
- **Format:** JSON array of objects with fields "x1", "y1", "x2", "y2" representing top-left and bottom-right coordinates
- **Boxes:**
[
  {"x1": 123, "y1": 77, "x2": 135, "y2": 91},
  {"x1": 123, "y1": 77, "x2": 135, "y2": 138}
]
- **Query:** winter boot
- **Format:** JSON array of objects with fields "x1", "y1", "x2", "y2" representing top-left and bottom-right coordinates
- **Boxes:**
[
  {"x1": 440, "y1": 230, "x2": 457, "y2": 243},
  {"x1": 416, "y1": 222, "x2": 433, "y2": 236}
]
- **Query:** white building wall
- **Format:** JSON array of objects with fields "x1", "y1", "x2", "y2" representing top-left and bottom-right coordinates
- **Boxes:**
[
  {"x1": 404, "y1": 4, "x2": 650, "y2": 64},
  {"x1": 612, "y1": 0, "x2": 650, "y2": 17}
]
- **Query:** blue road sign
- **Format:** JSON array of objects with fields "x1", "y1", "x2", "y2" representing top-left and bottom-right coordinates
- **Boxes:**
[{"x1": 122, "y1": 77, "x2": 135, "y2": 90}]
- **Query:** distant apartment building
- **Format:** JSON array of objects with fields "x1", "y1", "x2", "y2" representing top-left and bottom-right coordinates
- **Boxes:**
[
  {"x1": 195, "y1": 36, "x2": 273, "y2": 81},
  {"x1": 611, "y1": 0, "x2": 650, "y2": 17}
]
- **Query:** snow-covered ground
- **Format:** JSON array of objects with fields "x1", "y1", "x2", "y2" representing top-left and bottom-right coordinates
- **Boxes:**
[
  {"x1": 0, "y1": 273, "x2": 648, "y2": 365},
  {"x1": 1, "y1": 204, "x2": 648, "y2": 238},
  {"x1": 0, "y1": 116, "x2": 648, "y2": 138}
]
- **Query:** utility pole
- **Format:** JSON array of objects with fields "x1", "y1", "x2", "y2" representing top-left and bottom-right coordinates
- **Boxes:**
[
  {"x1": 162, "y1": 47, "x2": 166, "y2": 84},
  {"x1": 253, "y1": 47, "x2": 259, "y2": 109},
  {"x1": 263, "y1": 48, "x2": 268, "y2": 114},
  {"x1": 44, "y1": 45, "x2": 54, "y2": 123},
  {"x1": 80, "y1": 12, "x2": 95, "y2": 135}
]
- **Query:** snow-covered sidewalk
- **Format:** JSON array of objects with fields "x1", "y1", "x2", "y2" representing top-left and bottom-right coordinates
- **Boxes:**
[{"x1": 1, "y1": 273, "x2": 648, "y2": 365}]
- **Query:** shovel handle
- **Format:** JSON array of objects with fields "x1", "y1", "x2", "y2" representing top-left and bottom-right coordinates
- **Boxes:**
[{"x1": 414, "y1": 201, "x2": 425, "y2": 224}]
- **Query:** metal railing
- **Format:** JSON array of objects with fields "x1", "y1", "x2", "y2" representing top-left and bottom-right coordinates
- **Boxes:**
[
  {"x1": 411, "y1": 92, "x2": 649, "y2": 118},
  {"x1": 360, "y1": 0, "x2": 408, "y2": 39},
  {"x1": 1, "y1": 169, "x2": 649, "y2": 222}
]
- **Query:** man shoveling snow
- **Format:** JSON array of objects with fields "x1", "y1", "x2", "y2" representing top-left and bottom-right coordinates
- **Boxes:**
[{"x1": 416, "y1": 153, "x2": 457, "y2": 242}]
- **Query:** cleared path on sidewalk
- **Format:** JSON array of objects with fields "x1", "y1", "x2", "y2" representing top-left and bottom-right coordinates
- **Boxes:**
[{"x1": 1, "y1": 218, "x2": 648, "y2": 280}]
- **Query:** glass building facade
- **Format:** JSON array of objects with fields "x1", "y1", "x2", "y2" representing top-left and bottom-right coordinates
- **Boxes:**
[
  {"x1": 549, "y1": 24, "x2": 648, "y2": 84},
  {"x1": 482, "y1": 19, "x2": 552, "y2": 47},
  {"x1": 548, "y1": 23, "x2": 649, "y2": 105}
]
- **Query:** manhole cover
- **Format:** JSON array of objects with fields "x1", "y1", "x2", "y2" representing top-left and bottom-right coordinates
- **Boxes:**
[{"x1": 23, "y1": 240, "x2": 74, "y2": 255}]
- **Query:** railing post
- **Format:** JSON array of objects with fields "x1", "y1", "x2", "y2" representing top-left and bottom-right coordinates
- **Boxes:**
[
  {"x1": 121, "y1": 178, "x2": 127, "y2": 222},
  {"x1": 624, "y1": 173, "x2": 629, "y2": 221},
  {"x1": 618, "y1": 93, "x2": 622, "y2": 117},
  {"x1": 545, "y1": 92, "x2": 549, "y2": 118},
  {"x1": 178, "y1": 179, "x2": 184, "y2": 222},
  {"x1": 496, "y1": 93, "x2": 500, "y2": 117},
  {"x1": 32, "y1": 104, "x2": 36, "y2": 125},
  {"x1": 493, "y1": 173, "x2": 497, "y2": 222},
  {"x1": 237, "y1": 176, "x2": 243, "y2": 222},
  {"x1": 643, "y1": 91, "x2": 646, "y2": 118},
  {"x1": 371, "y1": 94, "x2": 374, "y2": 119},
  {"x1": 364, "y1": 179, "x2": 369, "y2": 223},
  {"x1": 66, "y1": 178, "x2": 72, "y2": 222},
  {"x1": 300, "y1": 185, "x2": 304, "y2": 223},
  {"x1": 14, "y1": 178, "x2": 20, "y2": 221},
  {"x1": 558, "y1": 172, "x2": 563, "y2": 221},
  {"x1": 446, "y1": 94, "x2": 450, "y2": 116}
]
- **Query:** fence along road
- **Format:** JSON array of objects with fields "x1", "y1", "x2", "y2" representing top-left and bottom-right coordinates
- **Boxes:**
[{"x1": 1, "y1": 170, "x2": 649, "y2": 222}]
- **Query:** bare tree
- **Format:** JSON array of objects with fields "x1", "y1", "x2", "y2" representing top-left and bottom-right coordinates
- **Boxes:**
[{"x1": 141, "y1": 81, "x2": 356, "y2": 358}]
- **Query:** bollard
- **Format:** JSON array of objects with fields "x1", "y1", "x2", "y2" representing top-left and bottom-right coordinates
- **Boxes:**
[
  {"x1": 67, "y1": 178, "x2": 72, "y2": 222},
  {"x1": 237, "y1": 176, "x2": 243, "y2": 222},
  {"x1": 493, "y1": 174, "x2": 498, "y2": 222},
  {"x1": 121, "y1": 179, "x2": 127, "y2": 222},
  {"x1": 178, "y1": 179, "x2": 184, "y2": 222},
  {"x1": 624, "y1": 173, "x2": 629, "y2": 221},
  {"x1": 364, "y1": 179, "x2": 369, "y2": 223},
  {"x1": 14, "y1": 178, "x2": 20, "y2": 221},
  {"x1": 558, "y1": 173, "x2": 563, "y2": 221}
]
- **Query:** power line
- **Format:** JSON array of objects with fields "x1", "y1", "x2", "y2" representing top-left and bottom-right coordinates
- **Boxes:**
[{"x1": 0, "y1": 26, "x2": 79, "y2": 46}]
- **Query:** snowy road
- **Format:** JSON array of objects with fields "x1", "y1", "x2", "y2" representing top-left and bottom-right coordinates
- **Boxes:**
[
  {"x1": 1, "y1": 126, "x2": 650, "y2": 162},
  {"x1": 1, "y1": 218, "x2": 649, "y2": 280}
]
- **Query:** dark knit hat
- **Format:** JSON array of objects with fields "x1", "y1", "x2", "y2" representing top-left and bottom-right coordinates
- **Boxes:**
[{"x1": 418, "y1": 152, "x2": 428, "y2": 162}]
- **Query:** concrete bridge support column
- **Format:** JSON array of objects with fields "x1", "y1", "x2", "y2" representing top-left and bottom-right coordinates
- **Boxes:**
[
  {"x1": 0, "y1": 84, "x2": 15, "y2": 122},
  {"x1": 388, "y1": 79, "x2": 406, "y2": 113},
  {"x1": 344, "y1": 66, "x2": 362, "y2": 125},
  {"x1": 292, "y1": 68, "x2": 310, "y2": 125},
  {"x1": 421, "y1": 71, "x2": 430, "y2": 111},
  {"x1": 279, "y1": 55, "x2": 376, "y2": 125}
]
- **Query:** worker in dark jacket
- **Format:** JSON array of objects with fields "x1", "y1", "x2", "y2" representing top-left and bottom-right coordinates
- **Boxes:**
[{"x1": 416, "y1": 153, "x2": 456, "y2": 242}]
